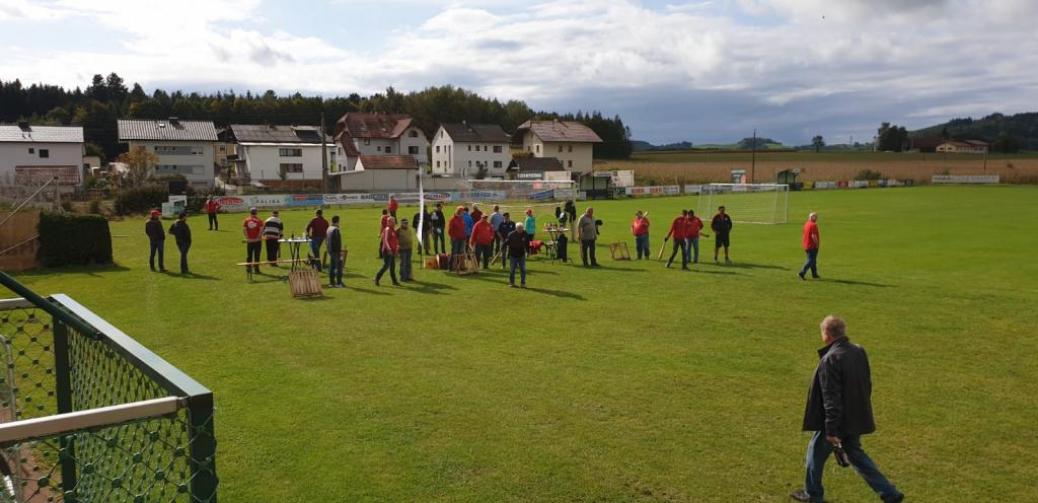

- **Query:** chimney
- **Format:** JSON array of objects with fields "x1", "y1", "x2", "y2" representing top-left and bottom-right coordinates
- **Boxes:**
[
  {"x1": 17, "y1": 121, "x2": 30, "y2": 132},
  {"x1": 169, "y1": 117, "x2": 180, "y2": 126}
]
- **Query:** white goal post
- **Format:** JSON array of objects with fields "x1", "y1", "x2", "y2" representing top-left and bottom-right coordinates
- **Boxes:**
[{"x1": 696, "y1": 183, "x2": 789, "y2": 224}]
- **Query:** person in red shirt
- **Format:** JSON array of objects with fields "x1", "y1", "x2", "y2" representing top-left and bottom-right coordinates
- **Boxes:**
[
  {"x1": 683, "y1": 209, "x2": 709, "y2": 264},
  {"x1": 799, "y1": 212, "x2": 821, "y2": 280},
  {"x1": 469, "y1": 214, "x2": 495, "y2": 269},
  {"x1": 375, "y1": 217, "x2": 400, "y2": 286},
  {"x1": 305, "y1": 209, "x2": 329, "y2": 271},
  {"x1": 664, "y1": 210, "x2": 689, "y2": 269},
  {"x1": 378, "y1": 209, "x2": 391, "y2": 258},
  {"x1": 204, "y1": 196, "x2": 221, "y2": 231},
  {"x1": 387, "y1": 196, "x2": 399, "y2": 219},
  {"x1": 242, "y1": 207, "x2": 264, "y2": 273},
  {"x1": 470, "y1": 203, "x2": 483, "y2": 224},
  {"x1": 630, "y1": 210, "x2": 650, "y2": 259},
  {"x1": 448, "y1": 206, "x2": 467, "y2": 261}
]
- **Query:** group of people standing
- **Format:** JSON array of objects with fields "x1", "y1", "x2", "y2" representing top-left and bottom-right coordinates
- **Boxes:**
[{"x1": 628, "y1": 206, "x2": 734, "y2": 269}]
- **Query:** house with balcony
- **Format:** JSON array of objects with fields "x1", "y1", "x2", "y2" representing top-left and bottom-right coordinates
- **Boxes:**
[
  {"x1": 224, "y1": 124, "x2": 335, "y2": 190},
  {"x1": 513, "y1": 119, "x2": 602, "y2": 174},
  {"x1": 334, "y1": 113, "x2": 429, "y2": 172},
  {"x1": 430, "y1": 122, "x2": 511, "y2": 178},
  {"x1": 117, "y1": 118, "x2": 218, "y2": 188},
  {"x1": 0, "y1": 123, "x2": 85, "y2": 188}
]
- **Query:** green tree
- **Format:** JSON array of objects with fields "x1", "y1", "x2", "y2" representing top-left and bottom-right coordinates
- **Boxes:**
[{"x1": 812, "y1": 135, "x2": 825, "y2": 152}]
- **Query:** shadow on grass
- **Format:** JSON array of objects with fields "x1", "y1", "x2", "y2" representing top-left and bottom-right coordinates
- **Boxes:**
[
  {"x1": 584, "y1": 265, "x2": 646, "y2": 273},
  {"x1": 18, "y1": 263, "x2": 132, "y2": 278},
  {"x1": 173, "y1": 272, "x2": 220, "y2": 281},
  {"x1": 722, "y1": 262, "x2": 788, "y2": 271},
  {"x1": 346, "y1": 285, "x2": 392, "y2": 296},
  {"x1": 523, "y1": 286, "x2": 586, "y2": 301},
  {"x1": 406, "y1": 279, "x2": 457, "y2": 295},
  {"x1": 820, "y1": 278, "x2": 894, "y2": 288},
  {"x1": 693, "y1": 269, "x2": 741, "y2": 276}
]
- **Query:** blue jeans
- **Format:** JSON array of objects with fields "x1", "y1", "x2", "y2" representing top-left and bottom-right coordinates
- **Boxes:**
[
  {"x1": 804, "y1": 431, "x2": 901, "y2": 503},
  {"x1": 800, "y1": 249, "x2": 819, "y2": 277},
  {"x1": 688, "y1": 237, "x2": 700, "y2": 263},
  {"x1": 635, "y1": 234, "x2": 650, "y2": 259},
  {"x1": 149, "y1": 240, "x2": 164, "y2": 270},
  {"x1": 509, "y1": 255, "x2": 526, "y2": 285},
  {"x1": 399, "y1": 249, "x2": 412, "y2": 280},
  {"x1": 176, "y1": 242, "x2": 190, "y2": 273},
  {"x1": 328, "y1": 252, "x2": 343, "y2": 285},
  {"x1": 310, "y1": 237, "x2": 324, "y2": 271},
  {"x1": 474, "y1": 244, "x2": 492, "y2": 269},
  {"x1": 451, "y1": 239, "x2": 466, "y2": 255}
]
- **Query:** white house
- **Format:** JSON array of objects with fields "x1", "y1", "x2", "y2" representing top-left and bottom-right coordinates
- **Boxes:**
[
  {"x1": 334, "y1": 113, "x2": 429, "y2": 171},
  {"x1": 430, "y1": 123, "x2": 511, "y2": 178},
  {"x1": 0, "y1": 123, "x2": 85, "y2": 188},
  {"x1": 117, "y1": 118, "x2": 218, "y2": 188},
  {"x1": 513, "y1": 119, "x2": 602, "y2": 174},
  {"x1": 335, "y1": 154, "x2": 419, "y2": 192},
  {"x1": 227, "y1": 124, "x2": 335, "y2": 190},
  {"x1": 936, "y1": 140, "x2": 989, "y2": 154}
]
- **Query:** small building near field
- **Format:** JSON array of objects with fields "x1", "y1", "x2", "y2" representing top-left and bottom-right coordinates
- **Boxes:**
[
  {"x1": 335, "y1": 154, "x2": 419, "y2": 192},
  {"x1": 117, "y1": 117, "x2": 218, "y2": 188},
  {"x1": 0, "y1": 123, "x2": 85, "y2": 188},
  {"x1": 430, "y1": 122, "x2": 511, "y2": 178},
  {"x1": 509, "y1": 156, "x2": 567, "y2": 181},
  {"x1": 936, "y1": 140, "x2": 989, "y2": 154},
  {"x1": 513, "y1": 119, "x2": 602, "y2": 174}
]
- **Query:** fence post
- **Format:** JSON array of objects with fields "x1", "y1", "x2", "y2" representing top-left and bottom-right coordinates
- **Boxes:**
[
  {"x1": 187, "y1": 392, "x2": 218, "y2": 502},
  {"x1": 53, "y1": 319, "x2": 78, "y2": 502}
]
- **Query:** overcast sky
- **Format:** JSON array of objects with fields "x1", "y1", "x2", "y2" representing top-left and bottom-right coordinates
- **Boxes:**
[{"x1": 2, "y1": 0, "x2": 1037, "y2": 144}]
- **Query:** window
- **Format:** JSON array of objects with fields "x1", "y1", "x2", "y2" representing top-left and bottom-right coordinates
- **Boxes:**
[
  {"x1": 39, "y1": 149, "x2": 49, "y2": 158},
  {"x1": 155, "y1": 146, "x2": 202, "y2": 155},
  {"x1": 493, "y1": 161, "x2": 502, "y2": 168},
  {"x1": 279, "y1": 163, "x2": 304, "y2": 173},
  {"x1": 468, "y1": 161, "x2": 472, "y2": 167},
  {"x1": 408, "y1": 146, "x2": 419, "y2": 155},
  {"x1": 338, "y1": 147, "x2": 344, "y2": 155},
  {"x1": 535, "y1": 145, "x2": 540, "y2": 153},
  {"x1": 377, "y1": 146, "x2": 382, "y2": 152},
  {"x1": 493, "y1": 145, "x2": 502, "y2": 153},
  {"x1": 385, "y1": 146, "x2": 391, "y2": 153},
  {"x1": 568, "y1": 145, "x2": 573, "y2": 152},
  {"x1": 467, "y1": 145, "x2": 471, "y2": 151},
  {"x1": 28, "y1": 148, "x2": 34, "y2": 154},
  {"x1": 410, "y1": 130, "x2": 418, "y2": 138},
  {"x1": 435, "y1": 145, "x2": 440, "y2": 153},
  {"x1": 558, "y1": 145, "x2": 563, "y2": 153},
  {"x1": 278, "y1": 148, "x2": 302, "y2": 157},
  {"x1": 567, "y1": 160, "x2": 573, "y2": 168},
  {"x1": 436, "y1": 161, "x2": 440, "y2": 168}
]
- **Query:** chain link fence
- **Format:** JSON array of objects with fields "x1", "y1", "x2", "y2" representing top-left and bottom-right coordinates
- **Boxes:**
[{"x1": 0, "y1": 276, "x2": 216, "y2": 503}]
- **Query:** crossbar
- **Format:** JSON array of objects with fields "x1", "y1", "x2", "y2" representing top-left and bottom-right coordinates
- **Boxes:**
[{"x1": 0, "y1": 397, "x2": 181, "y2": 446}]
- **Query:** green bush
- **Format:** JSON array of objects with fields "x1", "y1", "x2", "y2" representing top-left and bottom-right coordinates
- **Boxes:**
[
  {"x1": 37, "y1": 212, "x2": 113, "y2": 267},
  {"x1": 854, "y1": 169, "x2": 884, "y2": 181},
  {"x1": 114, "y1": 185, "x2": 169, "y2": 215}
]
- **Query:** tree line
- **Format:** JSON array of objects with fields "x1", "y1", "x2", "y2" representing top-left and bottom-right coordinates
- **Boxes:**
[{"x1": 0, "y1": 74, "x2": 632, "y2": 161}]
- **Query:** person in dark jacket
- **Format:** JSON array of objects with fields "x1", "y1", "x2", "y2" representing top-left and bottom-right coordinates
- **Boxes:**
[
  {"x1": 326, "y1": 216, "x2": 344, "y2": 288},
  {"x1": 430, "y1": 202, "x2": 447, "y2": 254},
  {"x1": 504, "y1": 222, "x2": 529, "y2": 287},
  {"x1": 145, "y1": 210, "x2": 166, "y2": 272},
  {"x1": 711, "y1": 205, "x2": 733, "y2": 264},
  {"x1": 497, "y1": 213, "x2": 516, "y2": 269},
  {"x1": 167, "y1": 212, "x2": 191, "y2": 274},
  {"x1": 791, "y1": 316, "x2": 903, "y2": 503},
  {"x1": 413, "y1": 209, "x2": 431, "y2": 255}
]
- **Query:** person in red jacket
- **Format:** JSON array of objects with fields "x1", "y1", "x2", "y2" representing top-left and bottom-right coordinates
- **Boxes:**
[
  {"x1": 378, "y1": 209, "x2": 391, "y2": 258},
  {"x1": 375, "y1": 217, "x2": 400, "y2": 286},
  {"x1": 470, "y1": 214, "x2": 495, "y2": 269},
  {"x1": 387, "y1": 196, "x2": 399, "y2": 219},
  {"x1": 448, "y1": 206, "x2": 467, "y2": 258},
  {"x1": 683, "y1": 209, "x2": 708, "y2": 264},
  {"x1": 799, "y1": 212, "x2": 821, "y2": 280},
  {"x1": 664, "y1": 210, "x2": 689, "y2": 269},
  {"x1": 242, "y1": 207, "x2": 264, "y2": 274},
  {"x1": 631, "y1": 210, "x2": 650, "y2": 259},
  {"x1": 204, "y1": 196, "x2": 221, "y2": 231}
]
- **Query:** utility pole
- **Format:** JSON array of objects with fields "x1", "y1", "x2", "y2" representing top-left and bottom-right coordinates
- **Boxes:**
[
  {"x1": 750, "y1": 128, "x2": 757, "y2": 183},
  {"x1": 320, "y1": 113, "x2": 329, "y2": 193}
]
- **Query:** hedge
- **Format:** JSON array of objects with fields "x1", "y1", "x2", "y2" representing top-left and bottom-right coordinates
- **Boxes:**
[
  {"x1": 114, "y1": 185, "x2": 169, "y2": 215},
  {"x1": 38, "y1": 212, "x2": 113, "y2": 267}
]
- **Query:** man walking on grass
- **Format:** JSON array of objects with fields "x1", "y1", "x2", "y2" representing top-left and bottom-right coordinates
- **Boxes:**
[
  {"x1": 375, "y1": 217, "x2": 400, "y2": 286},
  {"x1": 327, "y1": 215, "x2": 345, "y2": 288},
  {"x1": 168, "y1": 211, "x2": 191, "y2": 274},
  {"x1": 397, "y1": 218, "x2": 415, "y2": 282},
  {"x1": 799, "y1": 212, "x2": 821, "y2": 280},
  {"x1": 712, "y1": 205, "x2": 733, "y2": 264},
  {"x1": 664, "y1": 210, "x2": 689, "y2": 270},
  {"x1": 145, "y1": 209, "x2": 165, "y2": 272},
  {"x1": 504, "y1": 222, "x2": 529, "y2": 288},
  {"x1": 578, "y1": 207, "x2": 599, "y2": 267},
  {"x1": 790, "y1": 315, "x2": 903, "y2": 503}
]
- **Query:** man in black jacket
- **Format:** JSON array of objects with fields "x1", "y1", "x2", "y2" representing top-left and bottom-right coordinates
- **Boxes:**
[
  {"x1": 326, "y1": 215, "x2": 344, "y2": 288},
  {"x1": 497, "y1": 212, "x2": 516, "y2": 269},
  {"x1": 168, "y1": 212, "x2": 191, "y2": 274},
  {"x1": 791, "y1": 316, "x2": 903, "y2": 503},
  {"x1": 145, "y1": 210, "x2": 166, "y2": 272},
  {"x1": 430, "y1": 202, "x2": 446, "y2": 255}
]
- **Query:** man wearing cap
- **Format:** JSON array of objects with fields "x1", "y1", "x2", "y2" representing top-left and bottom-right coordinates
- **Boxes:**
[
  {"x1": 326, "y1": 215, "x2": 345, "y2": 288},
  {"x1": 263, "y1": 210, "x2": 284, "y2": 266},
  {"x1": 168, "y1": 211, "x2": 192, "y2": 274},
  {"x1": 145, "y1": 210, "x2": 166, "y2": 272},
  {"x1": 243, "y1": 207, "x2": 264, "y2": 274},
  {"x1": 470, "y1": 214, "x2": 495, "y2": 269},
  {"x1": 306, "y1": 209, "x2": 329, "y2": 271},
  {"x1": 204, "y1": 196, "x2": 221, "y2": 231}
]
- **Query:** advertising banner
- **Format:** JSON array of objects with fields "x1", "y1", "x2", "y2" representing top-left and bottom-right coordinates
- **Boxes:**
[
  {"x1": 625, "y1": 185, "x2": 681, "y2": 197},
  {"x1": 931, "y1": 175, "x2": 1000, "y2": 184}
]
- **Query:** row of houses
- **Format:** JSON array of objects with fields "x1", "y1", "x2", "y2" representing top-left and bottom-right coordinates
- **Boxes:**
[{"x1": 1, "y1": 113, "x2": 601, "y2": 192}]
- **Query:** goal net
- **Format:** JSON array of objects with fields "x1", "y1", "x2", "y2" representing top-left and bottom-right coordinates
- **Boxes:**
[
  {"x1": 697, "y1": 183, "x2": 789, "y2": 224},
  {"x1": 466, "y1": 179, "x2": 577, "y2": 203}
]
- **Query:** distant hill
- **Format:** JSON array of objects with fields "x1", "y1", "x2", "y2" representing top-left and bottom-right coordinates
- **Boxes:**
[
  {"x1": 912, "y1": 112, "x2": 1038, "y2": 151},
  {"x1": 631, "y1": 140, "x2": 694, "y2": 152}
]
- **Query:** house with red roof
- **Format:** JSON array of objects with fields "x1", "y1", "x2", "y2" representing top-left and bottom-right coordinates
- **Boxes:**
[{"x1": 513, "y1": 119, "x2": 602, "y2": 174}]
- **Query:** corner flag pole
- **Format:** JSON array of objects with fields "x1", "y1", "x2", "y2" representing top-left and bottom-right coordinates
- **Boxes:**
[{"x1": 418, "y1": 170, "x2": 426, "y2": 268}]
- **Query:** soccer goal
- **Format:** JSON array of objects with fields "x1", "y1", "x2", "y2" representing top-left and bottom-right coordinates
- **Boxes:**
[
  {"x1": 697, "y1": 183, "x2": 789, "y2": 224},
  {"x1": 467, "y1": 179, "x2": 577, "y2": 203}
]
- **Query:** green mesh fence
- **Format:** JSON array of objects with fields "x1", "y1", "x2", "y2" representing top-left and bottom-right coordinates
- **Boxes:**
[{"x1": 0, "y1": 283, "x2": 217, "y2": 503}]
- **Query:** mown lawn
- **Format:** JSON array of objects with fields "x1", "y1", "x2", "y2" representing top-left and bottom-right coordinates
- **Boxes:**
[{"x1": 12, "y1": 185, "x2": 1038, "y2": 502}]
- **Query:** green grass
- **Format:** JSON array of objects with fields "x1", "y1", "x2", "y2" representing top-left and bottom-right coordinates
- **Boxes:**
[
  {"x1": 629, "y1": 150, "x2": 1038, "y2": 163},
  {"x1": 12, "y1": 186, "x2": 1038, "y2": 502}
]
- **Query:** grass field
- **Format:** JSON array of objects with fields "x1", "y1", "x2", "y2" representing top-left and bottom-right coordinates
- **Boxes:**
[{"x1": 11, "y1": 186, "x2": 1038, "y2": 502}]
